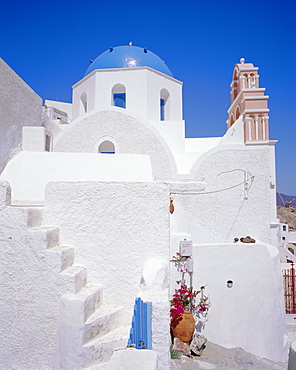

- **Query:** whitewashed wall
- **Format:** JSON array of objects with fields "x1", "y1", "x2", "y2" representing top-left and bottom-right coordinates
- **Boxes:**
[
  {"x1": 0, "y1": 181, "x2": 59, "y2": 369},
  {"x1": 54, "y1": 110, "x2": 176, "y2": 180},
  {"x1": 0, "y1": 180, "x2": 171, "y2": 369},
  {"x1": 171, "y1": 145, "x2": 277, "y2": 245},
  {"x1": 0, "y1": 152, "x2": 153, "y2": 204},
  {"x1": 72, "y1": 68, "x2": 182, "y2": 122},
  {"x1": 0, "y1": 59, "x2": 42, "y2": 174},
  {"x1": 42, "y1": 181, "x2": 171, "y2": 368},
  {"x1": 43, "y1": 181, "x2": 170, "y2": 320},
  {"x1": 191, "y1": 242, "x2": 288, "y2": 362}
]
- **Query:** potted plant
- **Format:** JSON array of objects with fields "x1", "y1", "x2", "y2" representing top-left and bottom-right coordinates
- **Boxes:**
[
  {"x1": 170, "y1": 282, "x2": 209, "y2": 344},
  {"x1": 170, "y1": 252, "x2": 210, "y2": 345}
]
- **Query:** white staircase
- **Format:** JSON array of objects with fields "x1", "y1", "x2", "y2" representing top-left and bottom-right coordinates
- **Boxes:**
[{"x1": 26, "y1": 206, "x2": 129, "y2": 370}]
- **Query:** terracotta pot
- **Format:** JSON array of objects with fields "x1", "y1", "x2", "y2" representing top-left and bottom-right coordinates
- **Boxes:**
[{"x1": 171, "y1": 310, "x2": 195, "y2": 344}]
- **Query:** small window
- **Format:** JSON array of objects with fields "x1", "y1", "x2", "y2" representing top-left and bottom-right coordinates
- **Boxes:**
[
  {"x1": 282, "y1": 237, "x2": 286, "y2": 241},
  {"x1": 112, "y1": 84, "x2": 126, "y2": 109},
  {"x1": 98, "y1": 140, "x2": 115, "y2": 154},
  {"x1": 114, "y1": 93, "x2": 126, "y2": 108},
  {"x1": 160, "y1": 98, "x2": 165, "y2": 121},
  {"x1": 160, "y1": 88, "x2": 170, "y2": 120},
  {"x1": 283, "y1": 225, "x2": 287, "y2": 231}
]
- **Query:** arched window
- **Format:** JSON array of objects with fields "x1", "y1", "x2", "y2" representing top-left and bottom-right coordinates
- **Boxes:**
[
  {"x1": 244, "y1": 73, "x2": 249, "y2": 89},
  {"x1": 98, "y1": 140, "x2": 115, "y2": 154},
  {"x1": 160, "y1": 88, "x2": 170, "y2": 121},
  {"x1": 80, "y1": 92, "x2": 87, "y2": 115},
  {"x1": 235, "y1": 106, "x2": 240, "y2": 120},
  {"x1": 230, "y1": 114, "x2": 235, "y2": 127},
  {"x1": 112, "y1": 84, "x2": 126, "y2": 108},
  {"x1": 233, "y1": 70, "x2": 238, "y2": 100},
  {"x1": 250, "y1": 73, "x2": 256, "y2": 88}
]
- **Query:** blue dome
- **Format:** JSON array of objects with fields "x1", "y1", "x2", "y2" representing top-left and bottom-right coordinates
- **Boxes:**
[{"x1": 85, "y1": 45, "x2": 173, "y2": 77}]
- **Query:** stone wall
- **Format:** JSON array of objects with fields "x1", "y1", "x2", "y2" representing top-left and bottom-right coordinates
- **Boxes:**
[{"x1": 0, "y1": 59, "x2": 42, "y2": 173}]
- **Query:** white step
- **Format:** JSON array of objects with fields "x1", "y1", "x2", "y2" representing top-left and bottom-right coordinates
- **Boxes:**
[
  {"x1": 29, "y1": 225, "x2": 60, "y2": 249},
  {"x1": 60, "y1": 284, "x2": 103, "y2": 323},
  {"x1": 46, "y1": 245, "x2": 74, "y2": 273},
  {"x1": 58, "y1": 265, "x2": 87, "y2": 294},
  {"x1": 84, "y1": 304, "x2": 124, "y2": 343},
  {"x1": 58, "y1": 284, "x2": 104, "y2": 369},
  {"x1": 82, "y1": 326, "x2": 129, "y2": 368},
  {"x1": 26, "y1": 207, "x2": 43, "y2": 228}
]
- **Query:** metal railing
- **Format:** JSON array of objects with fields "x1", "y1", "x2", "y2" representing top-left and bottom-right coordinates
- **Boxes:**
[{"x1": 283, "y1": 262, "x2": 296, "y2": 314}]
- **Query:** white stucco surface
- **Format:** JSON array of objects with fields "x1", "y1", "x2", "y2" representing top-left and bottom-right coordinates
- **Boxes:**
[
  {"x1": 72, "y1": 67, "x2": 182, "y2": 122},
  {"x1": 191, "y1": 242, "x2": 288, "y2": 362},
  {"x1": 42, "y1": 181, "x2": 171, "y2": 367},
  {"x1": 185, "y1": 137, "x2": 221, "y2": 152},
  {"x1": 107, "y1": 348, "x2": 158, "y2": 370},
  {"x1": 0, "y1": 182, "x2": 60, "y2": 369},
  {"x1": 220, "y1": 115, "x2": 245, "y2": 145},
  {"x1": 288, "y1": 341, "x2": 296, "y2": 370},
  {"x1": 0, "y1": 50, "x2": 283, "y2": 369},
  {"x1": 0, "y1": 58, "x2": 42, "y2": 174},
  {"x1": 22, "y1": 126, "x2": 49, "y2": 151},
  {"x1": 54, "y1": 109, "x2": 175, "y2": 180},
  {"x1": 45, "y1": 99, "x2": 72, "y2": 121},
  {"x1": 0, "y1": 152, "x2": 153, "y2": 204},
  {"x1": 170, "y1": 145, "x2": 277, "y2": 245},
  {"x1": 43, "y1": 181, "x2": 170, "y2": 317}
]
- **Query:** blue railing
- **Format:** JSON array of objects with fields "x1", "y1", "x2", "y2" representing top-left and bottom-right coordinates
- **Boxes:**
[{"x1": 128, "y1": 298, "x2": 152, "y2": 349}]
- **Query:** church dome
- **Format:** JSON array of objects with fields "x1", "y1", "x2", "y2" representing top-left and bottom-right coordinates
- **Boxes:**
[{"x1": 85, "y1": 45, "x2": 173, "y2": 77}]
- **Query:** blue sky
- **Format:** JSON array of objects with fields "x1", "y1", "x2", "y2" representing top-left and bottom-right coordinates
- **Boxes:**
[{"x1": 1, "y1": 0, "x2": 296, "y2": 195}]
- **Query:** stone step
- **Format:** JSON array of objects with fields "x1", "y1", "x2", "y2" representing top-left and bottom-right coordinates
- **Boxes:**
[
  {"x1": 26, "y1": 207, "x2": 43, "y2": 228},
  {"x1": 82, "y1": 326, "x2": 129, "y2": 368},
  {"x1": 60, "y1": 284, "x2": 103, "y2": 323},
  {"x1": 46, "y1": 245, "x2": 75, "y2": 273},
  {"x1": 58, "y1": 265, "x2": 87, "y2": 294},
  {"x1": 29, "y1": 225, "x2": 60, "y2": 249},
  {"x1": 84, "y1": 304, "x2": 124, "y2": 344}
]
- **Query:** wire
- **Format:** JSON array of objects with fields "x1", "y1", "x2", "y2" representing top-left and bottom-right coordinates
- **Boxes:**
[{"x1": 171, "y1": 176, "x2": 254, "y2": 195}]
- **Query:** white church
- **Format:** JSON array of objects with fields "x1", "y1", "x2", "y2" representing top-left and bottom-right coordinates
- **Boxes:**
[{"x1": 0, "y1": 44, "x2": 288, "y2": 369}]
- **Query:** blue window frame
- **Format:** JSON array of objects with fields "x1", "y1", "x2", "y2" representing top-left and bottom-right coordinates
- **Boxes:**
[
  {"x1": 160, "y1": 98, "x2": 165, "y2": 120},
  {"x1": 114, "y1": 93, "x2": 126, "y2": 108}
]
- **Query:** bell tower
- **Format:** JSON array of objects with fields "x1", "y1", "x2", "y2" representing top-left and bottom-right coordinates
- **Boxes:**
[{"x1": 227, "y1": 58, "x2": 269, "y2": 143}]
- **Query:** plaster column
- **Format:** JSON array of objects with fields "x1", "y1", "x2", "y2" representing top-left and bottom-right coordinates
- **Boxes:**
[
  {"x1": 255, "y1": 115, "x2": 259, "y2": 140},
  {"x1": 255, "y1": 75, "x2": 259, "y2": 88},
  {"x1": 244, "y1": 117, "x2": 251, "y2": 142}
]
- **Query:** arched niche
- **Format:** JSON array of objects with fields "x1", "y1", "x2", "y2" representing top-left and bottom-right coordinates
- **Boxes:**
[{"x1": 96, "y1": 136, "x2": 119, "y2": 154}]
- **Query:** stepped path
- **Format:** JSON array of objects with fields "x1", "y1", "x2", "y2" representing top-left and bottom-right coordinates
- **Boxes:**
[{"x1": 27, "y1": 206, "x2": 130, "y2": 369}]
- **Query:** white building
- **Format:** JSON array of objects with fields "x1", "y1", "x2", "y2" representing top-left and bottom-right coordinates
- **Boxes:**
[{"x1": 0, "y1": 45, "x2": 288, "y2": 369}]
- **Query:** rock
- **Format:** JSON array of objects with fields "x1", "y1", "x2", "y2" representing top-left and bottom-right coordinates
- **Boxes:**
[
  {"x1": 173, "y1": 337, "x2": 191, "y2": 356},
  {"x1": 190, "y1": 332, "x2": 207, "y2": 356},
  {"x1": 240, "y1": 236, "x2": 256, "y2": 243}
]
